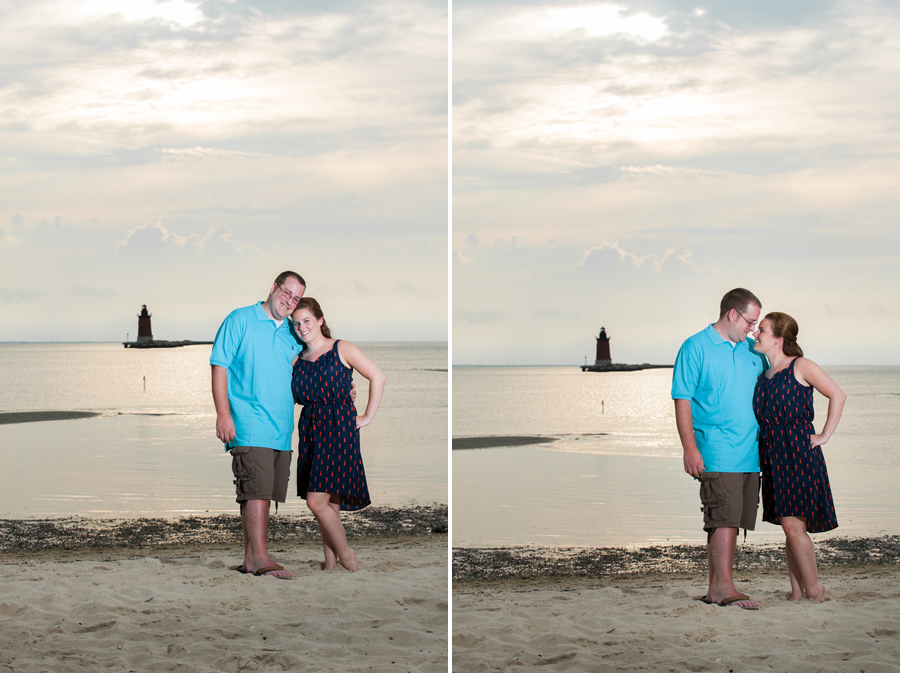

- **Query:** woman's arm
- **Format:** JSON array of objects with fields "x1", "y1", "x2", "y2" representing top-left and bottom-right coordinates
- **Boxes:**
[
  {"x1": 337, "y1": 341, "x2": 387, "y2": 429},
  {"x1": 795, "y1": 357, "x2": 847, "y2": 448}
]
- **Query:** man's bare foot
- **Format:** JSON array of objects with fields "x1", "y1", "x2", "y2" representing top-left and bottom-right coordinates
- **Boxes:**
[
  {"x1": 322, "y1": 560, "x2": 337, "y2": 571},
  {"x1": 338, "y1": 548, "x2": 359, "y2": 572},
  {"x1": 806, "y1": 583, "x2": 825, "y2": 603}
]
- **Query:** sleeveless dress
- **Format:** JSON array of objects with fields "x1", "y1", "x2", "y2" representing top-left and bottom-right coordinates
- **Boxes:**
[
  {"x1": 752, "y1": 358, "x2": 837, "y2": 533},
  {"x1": 291, "y1": 340, "x2": 371, "y2": 511}
]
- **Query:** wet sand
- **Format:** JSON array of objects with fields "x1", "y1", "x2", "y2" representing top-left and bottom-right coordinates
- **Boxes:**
[
  {"x1": 452, "y1": 436, "x2": 560, "y2": 450},
  {"x1": 0, "y1": 506, "x2": 448, "y2": 673},
  {"x1": 0, "y1": 410, "x2": 101, "y2": 425},
  {"x1": 453, "y1": 538, "x2": 900, "y2": 672}
]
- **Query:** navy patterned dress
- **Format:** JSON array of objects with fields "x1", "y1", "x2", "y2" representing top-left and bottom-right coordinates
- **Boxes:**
[
  {"x1": 752, "y1": 358, "x2": 837, "y2": 533},
  {"x1": 292, "y1": 340, "x2": 370, "y2": 511}
]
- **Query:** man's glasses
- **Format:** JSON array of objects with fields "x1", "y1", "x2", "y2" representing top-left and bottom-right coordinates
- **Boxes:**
[
  {"x1": 733, "y1": 309, "x2": 757, "y2": 329},
  {"x1": 278, "y1": 285, "x2": 302, "y2": 306}
]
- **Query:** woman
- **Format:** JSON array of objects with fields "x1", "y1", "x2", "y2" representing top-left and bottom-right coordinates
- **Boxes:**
[
  {"x1": 752, "y1": 312, "x2": 846, "y2": 602},
  {"x1": 291, "y1": 297, "x2": 386, "y2": 572}
]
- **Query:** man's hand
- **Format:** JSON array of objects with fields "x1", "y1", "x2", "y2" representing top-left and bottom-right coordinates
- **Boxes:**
[
  {"x1": 683, "y1": 446, "x2": 705, "y2": 479},
  {"x1": 675, "y1": 399, "x2": 704, "y2": 478},
  {"x1": 349, "y1": 381, "x2": 357, "y2": 402},
  {"x1": 216, "y1": 414, "x2": 236, "y2": 444}
]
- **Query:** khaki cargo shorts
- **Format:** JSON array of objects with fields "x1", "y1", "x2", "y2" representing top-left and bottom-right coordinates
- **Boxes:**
[
  {"x1": 229, "y1": 446, "x2": 291, "y2": 504},
  {"x1": 699, "y1": 472, "x2": 759, "y2": 539}
]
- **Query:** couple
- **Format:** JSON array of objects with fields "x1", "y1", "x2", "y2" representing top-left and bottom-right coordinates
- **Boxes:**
[
  {"x1": 210, "y1": 271, "x2": 386, "y2": 579},
  {"x1": 673, "y1": 288, "x2": 846, "y2": 608}
]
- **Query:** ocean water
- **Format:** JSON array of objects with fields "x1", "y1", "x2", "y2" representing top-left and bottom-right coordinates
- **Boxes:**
[
  {"x1": 452, "y1": 365, "x2": 900, "y2": 547},
  {"x1": 0, "y1": 342, "x2": 447, "y2": 518}
]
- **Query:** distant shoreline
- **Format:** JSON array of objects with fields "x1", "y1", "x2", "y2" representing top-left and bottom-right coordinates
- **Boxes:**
[
  {"x1": 0, "y1": 340, "x2": 448, "y2": 345},
  {"x1": 452, "y1": 363, "x2": 897, "y2": 368}
]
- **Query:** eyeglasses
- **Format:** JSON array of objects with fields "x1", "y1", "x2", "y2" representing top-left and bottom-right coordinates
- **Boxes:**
[
  {"x1": 277, "y1": 285, "x2": 302, "y2": 307},
  {"x1": 733, "y1": 308, "x2": 757, "y2": 329}
]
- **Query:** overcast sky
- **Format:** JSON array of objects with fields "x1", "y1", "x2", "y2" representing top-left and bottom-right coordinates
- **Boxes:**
[
  {"x1": 453, "y1": 0, "x2": 900, "y2": 365},
  {"x1": 0, "y1": 0, "x2": 447, "y2": 343}
]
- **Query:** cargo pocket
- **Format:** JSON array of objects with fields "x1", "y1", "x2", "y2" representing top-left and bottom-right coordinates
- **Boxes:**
[
  {"x1": 699, "y1": 472, "x2": 727, "y2": 526},
  {"x1": 230, "y1": 446, "x2": 258, "y2": 498}
]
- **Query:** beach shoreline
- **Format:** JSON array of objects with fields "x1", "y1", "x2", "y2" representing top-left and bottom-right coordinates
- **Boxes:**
[
  {"x1": 453, "y1": 535, "x2": 900, "y2": 583},
  {"x1": 0, "y1": 504, "x2": 448, "y2": 554}
]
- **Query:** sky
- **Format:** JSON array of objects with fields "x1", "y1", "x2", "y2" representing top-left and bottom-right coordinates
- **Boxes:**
[
  {"x1": 0, "y1": 0, "x2": 448, "y2": 343},
  {"x1": 452, "y1": 0, "x2": 900, "y2": 366}
]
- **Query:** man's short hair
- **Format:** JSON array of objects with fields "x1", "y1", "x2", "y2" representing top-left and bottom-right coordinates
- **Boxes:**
[
  {"x1": 274, "y1": 270, "x2": 306, "y2": 289},
  {"x1": 719, "y1": 288, "x2": 761, "y2": 319}
]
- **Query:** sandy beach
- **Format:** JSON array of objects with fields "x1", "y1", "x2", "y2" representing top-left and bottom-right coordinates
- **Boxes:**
[
  {"x1": 0, "y1": 508, "x2": 448, "y2": 672},
  {"x1": 453, "y1": 540, "x2": 900, "y2": 672}
]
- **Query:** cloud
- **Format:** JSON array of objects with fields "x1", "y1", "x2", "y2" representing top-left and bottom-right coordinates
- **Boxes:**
[
  {"x1": 454, "y1": 308, "x2": 505, "y2": 326},
  {"x1": 505, "y1": 5, "x2": 669, "y2": 42},
  {"x1": 116, "y1": 222, "x2": 201, "y2": 256},
  {"x1": 577, "y1": 241, "x2": 719, "y2": 275},
  {"x1": 1, "y1": 287, "x2": 41, "y2": 303}
]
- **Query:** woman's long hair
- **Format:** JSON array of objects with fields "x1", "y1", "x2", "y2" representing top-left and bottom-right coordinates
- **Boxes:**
[
  {"x1": 295, "y1": 297, "x2": 332, "y2": 339},
  {"x1": 764, "y1": 311, "x2": 803, "y2": 357}
]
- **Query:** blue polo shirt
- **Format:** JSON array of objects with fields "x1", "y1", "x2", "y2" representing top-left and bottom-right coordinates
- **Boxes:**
[
  {"x1": 671, "y1": 324, "x2": 767, "y2": 472},
  {"x1": 210, "y1": 302, "x2": 302, "y2": 452}
]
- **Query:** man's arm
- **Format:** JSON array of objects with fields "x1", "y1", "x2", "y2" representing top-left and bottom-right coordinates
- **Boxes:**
[
  {"x1": 212, "y1": 365, "x2": 236, "y2": 445},
  {"x1": 675, "y1": 398, "x2": 704, "y2": 478}
]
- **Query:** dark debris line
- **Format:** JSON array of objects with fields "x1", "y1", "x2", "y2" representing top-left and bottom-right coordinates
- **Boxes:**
[
  {"x1": 452, "y1": 536, "x2": 900, "y2": 583},
  {"x1": 0, "y1": 505, "x2": 447, "y2": 553}
]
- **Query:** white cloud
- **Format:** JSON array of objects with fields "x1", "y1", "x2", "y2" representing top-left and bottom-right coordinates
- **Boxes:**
[
  {"x1": 509, "y1": 5, "x2": 669, "y2": 42},
  {"x1": 65, "y1": 0, "x2": 204, "y2": 27}
]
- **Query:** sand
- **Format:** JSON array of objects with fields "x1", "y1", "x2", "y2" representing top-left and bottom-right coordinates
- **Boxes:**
[
  {"x1": 0, "y1": 538, "x2": 447, "y2": 673},
  {"x1": 453, "y1": 542, "x2": 900, "y2": 672},
  {"x1": 0, "y1": 509, "x2": 448, "y2": 672}
]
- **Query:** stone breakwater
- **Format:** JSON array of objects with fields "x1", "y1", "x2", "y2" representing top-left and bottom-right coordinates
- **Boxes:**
[
  {"x1": 0, "y1": 504, "x2": 447, "y2": 554},
  {"x1": 453, "y1": 535, "x2": 900, "y2": 583}
]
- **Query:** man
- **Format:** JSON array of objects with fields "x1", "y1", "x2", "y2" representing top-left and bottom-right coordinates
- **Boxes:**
[
  {"x1": 672, "y1": 288, "x2": 767, "y2": 609},
  {"x1": 211, "y1": 271, "x2": 306, "y2": 579}
]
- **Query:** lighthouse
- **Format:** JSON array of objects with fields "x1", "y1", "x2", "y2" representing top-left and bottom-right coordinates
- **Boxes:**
[
  {"x1": 124, "y1": 305, "x2": 213, "y2": 348},
  {"x1": 594, "y1": 327, "x2": 611, "y2": 366},
  {"x1": 582, "y1": 326, "x2": 673, "y2": 372},
  {"x1": 137, "y1": 305, "x2": 153, "y2": 343}
]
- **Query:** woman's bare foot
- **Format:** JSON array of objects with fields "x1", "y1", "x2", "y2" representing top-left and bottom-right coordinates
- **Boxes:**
[
  {"x1": 338, "y1": 548, "x2": 359, "y2": 572},
  {"x1": 806, "y1": 583, "x2": 826, "y2": 603},
  {"x1": 323, "y1": 546, "x2": 338, "y2": 571},
  {"x1": 789, "y1": 591, "x2": 803, "y2": 601}
]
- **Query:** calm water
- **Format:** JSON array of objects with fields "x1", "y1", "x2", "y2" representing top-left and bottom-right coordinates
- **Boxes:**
[
  {"x1": 0, "y1": 342, "x2": 447, "y2": 518},
  {"x1": 452, "y1": 366, "x2": 900, "y2": 547}
]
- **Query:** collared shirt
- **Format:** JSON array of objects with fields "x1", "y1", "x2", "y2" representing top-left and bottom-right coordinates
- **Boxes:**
[
  {"x1": 210, "y1": 302, "x2": 303, "y2": 451},
  {"x1": 671, "y1": 324, "x2": 767, "y2": 472}
]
